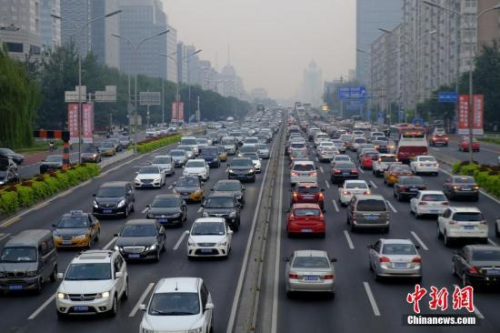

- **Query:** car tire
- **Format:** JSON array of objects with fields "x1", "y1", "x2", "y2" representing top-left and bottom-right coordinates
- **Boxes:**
[
  {"x1": 415, "y1": 276, "x2": 422, "y2": 284},
  {"x1": 383, "y1": 226, "x2": 389, "y2": 234},
  {"x1": 496, "y1": 224, "x2": 500, "y2": 238},
  {"x1": 372, "y1": 268, "x2": 380, "y2": 282},
  {"x1": 444, "y1": 232, "x2": 451, "y2": 247},
  {"x1": 130, "y1": 204, "x2": 135, "y2": 213},
  {"x1": 124, "y1": 207, "x2": 129, "y2": 218},
  {"x1": 452, "y1": 263, "x2": 457, "y2": 276},
  {"x1": 56, "y1": 311, "x2": 67, "y2": 320},
  {"x1": 109, "y1": 296, "x2": 118, "y2": 317},
  {"x1": 50, "y1": 265, "x2": 57, "y2": 283},
  {"x1": 154, "y1": 249, "x2": 161, "y2": 262},
  {"x1": 87, "y1": 237, "x2": 93, "y2": 249},
  {"x1": 35, "y1": 278, "x2": 43, "y2": 295},
  {"x1": 437, "y1": 224, "x2": 443, "y2": 239},
  {"x1": 95, "y1": 229, "x2": 100, "y2": 242},
  {"x1": 349, "y1": 222, "x2": 356, "y2": 232},
  {"x1": 122, "y1": 279, "x2": 129, "y2": 301},
  {"x1": 461, "y1": 273, "x2": 469, "y2": 287}
]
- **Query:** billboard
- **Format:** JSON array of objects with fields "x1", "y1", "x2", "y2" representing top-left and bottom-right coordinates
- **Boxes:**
[
  {"x1": 171, "y1": 102, "x2": 185, "y2": 123},
  {"x1": 458, "y1": 95, "x2": 484, "y2": 135}
]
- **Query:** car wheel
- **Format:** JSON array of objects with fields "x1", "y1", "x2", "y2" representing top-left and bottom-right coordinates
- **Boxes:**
[
  {"x1": 415, "y1": 276, "x2": 422, "y2": 283},
  {"x1": 35, "y1": 278, "x2": 43, "y2": 295},
  {"x1": 50, "y1": 265, "x2": 57, "y2": 283},
  {"x1": 372, "y1": 267, "x2": 380, "y2": 282},
  {"x1": 124, "y1": 207, "x2": 129, "y2": 218},
  {"x1": 95, "y1": 229, "x2": 100, "y2": 242},
  {"x1": 383, "y1": 226, "x2": 389, "y2": 234},
  {"x1": 437, "y1": 224, "x2": 443, "y2": 239},
  {"x1": 349, "y1": 222, "x2": 356, "y2": 232},
  {"x1": 109, "y1": 296, "x2": 118, "y2": 317},
  {"x1": 452, "y1": 263, "x2": 457, "y2": 276},
  {"x1": 444, "y1": 232, "x2": 451, "y2": 247},
  {"x1": 122, "y1": 279, "x2": 129, "y2": 301},
  {"x1": 57, "y1": 311, "x2": 67, "y2": 320},
  {"x1": 130, "y1": 204, "x2": 135, "y2": 213},
  {"x1": 154, "y1": 249, "x2": 161, "y2": 262},
  {"x1": 87, "y1": 237, "x2": 93, "y2": 249},
  {"x1": 496, "y1": 224, "x2": 500, "y2": 238},
  {"x1": 461, "y1": 273, "x2": 469, "y2": 287}
]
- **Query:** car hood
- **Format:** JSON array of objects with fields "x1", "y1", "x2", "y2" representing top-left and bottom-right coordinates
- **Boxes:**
[
  {"x1": 116, "y1": 236, "x2": 157, "y2": 247},
  {"x1": 175, "y1": 186, "x2": 199, "y2": 193},
  {"x1": 148, "y1": 207, "x2": 182, "y2": 215},
  {"x1": 59, "y1": 279, "x2": 114, "y2": 294},
  {"x1": 212, "y1": 190, "x2": 241, "y2": 197},
  {"x1": 151, "y1": 163, "x2": 171, "y2": 169},
  {"x1": 81, "y1": 152, "x2": 98, "y2": 157},
  {"x1": 0, "y1": 262, "x2": 37, "y2": 273},
  {"x1": 171, "y1": 156, "x2": 186, "y2": 161},
  {"x1": 202, "y1": 207, "x2": 235, "y2": 214},
  {"x1": 41, "y1": 161, "x2": 62, "y2": 166},
  {"x1": 136, "y1": 173, "x2": 161, "y2": 180},
  {"x1": 190, "y1": 235, "x2": 226, "y2": 243},
  {"x1": 95, "y1": 196, "x2": 124, "y2": 204},
  {"x1": 54, "y1": 228, "x2": 89, "y2": 237},
  {"x1": 142, "y1": 313, "x2": 204, "y2": 331},
  {"x1": 184, "y1": 167, "x2": 206, "y2": 173},
  {"x1": 230, "y1": 166, "x2": 253, "y2": 170}
]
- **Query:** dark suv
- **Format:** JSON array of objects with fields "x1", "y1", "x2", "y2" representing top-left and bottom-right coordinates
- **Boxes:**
[
  {"x1": 92, "y1": 181, "x2": 135, "y2": 218},
  {"x1": 201, "y1": 193, "x2": 241, "y2": 231},
  {"x1": 200, "y1": 147, "x2": 220, "y2": 168},
  {"x1": 228, "y1": 158, "x2": 256, "y2": 182}
]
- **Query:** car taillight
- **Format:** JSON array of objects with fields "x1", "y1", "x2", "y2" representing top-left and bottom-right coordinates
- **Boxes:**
[
  {"x1": 379, "y1": 256, "x2": 391, "y2": 263},
  {"x1": 291, "y1": 171, "x2": 299, "y2": 176},
  {"x1": 334, "y1": 169, "x2": 341, "y2": 174},
  {"x1": 293, "y1": 192, "x2": 298, "y2": 198},
  {"x1": 324, "y1": 274, "x2": 334, "y2": 280},
  {"x1": 412, "y1": 257, "x2": 422, "y2": 263},
  {"x1": 363, "y1": 191, "x2": 371, "y2": 195},
  {"x1": 343, "y1": 191, "x2": 351, "y2": 195},
  {"x1": 468, "y1": 266, "x2": 479, "y2": 274},
  {"x1": 441, "y1": 202, "x2": 450, "y2": 205},
  {"x1": 289, "y1": 273, "x2": 299, "y2": 279},
  {"x1": 399, "y1": 186, "x2": 407, "y2": 191},
  {"x1": 418, "y1": 202, "x2": 427, "y2": 205},
  {"x1": 449, "y1": 220, "x2": 456, "y2": 224},
  {"x1": 480, "y1": 220, "x2": 487, "y2": 225},
  {"x1": 351, "y1": 169, "x2": 358, "y2": 174},
  {"x1": 318, "y1": 193, "x2": 324, "y2": 200},
  {"x1": 309, "y1": 171, "x2": 317, "y2": 176}
]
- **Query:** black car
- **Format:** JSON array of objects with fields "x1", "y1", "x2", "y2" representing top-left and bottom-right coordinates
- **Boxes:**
[
  {"x1": 373, "y1": 140, "x2": 390, "y2": 154},
  {"x1": 200, "y1": 147, "x2": 221, "y2": 168},
  {"x1": 39, "y1": 155, "x2": 64, "y2": 174},
  {"x1": 114, "y1": 219, "x2": 166, "y2": 262},
  {"x1": 146, "y1": 194, "x2": 187, "y2": 226},
  {"x1": 330, "y1": 161, "x2": 359, "y2": 184},
  {"x1": 92, "y1": 181, "x2": 135, "y2": 218},
  {"x1": 452, "y1": 245, "x2": 500, "y2": 289},
  {"x1": 0, "y1": 156, "x2": 19, "y2": 186},
  {"x1": 228, "y1": 158, "x2": 256, "y2": 182},
  {"x1": 393, "y1": 176, "x2": 426, "y2": 201},
  {"x1": 0, "y1": 148, "x2": 24, "y2": 165},
  {"x1": 173, "y1": 176, "x2": 204, "y2": 203},
  {"x1": 210, "y1": 180, "x2": 245, "y2": 207},
  {"x1": 443, "y1": 175, "x2": 479, "y2": 201},
  {"x1": 81, "y1": 145, "x2": 102, "y2": 163},
  {"x1": 201, "y1": 193, "x2": 241, "y2": 231}
]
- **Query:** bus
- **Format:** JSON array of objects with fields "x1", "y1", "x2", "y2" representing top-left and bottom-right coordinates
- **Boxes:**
[{"x1": 394, "y1": 126, "x2": 428, "y2": 163}]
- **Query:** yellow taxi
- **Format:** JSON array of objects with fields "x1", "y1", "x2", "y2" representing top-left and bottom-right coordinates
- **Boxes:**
[
  {"x1": 173, "y1": 176, "x2": 205, "y2": 202},
  {"x1": 217, "y1": 145, "x2": 228, "y2": 162},
  {"x1": 383, "y1": 163, "x2": 413, "y2": 186},
  {"x1": 52, "y1": 210, "x2": 100, "y2": 248}
]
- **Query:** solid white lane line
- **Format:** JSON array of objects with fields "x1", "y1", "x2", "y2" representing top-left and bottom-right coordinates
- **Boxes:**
[
  {"x1": 0, "y1": 233, "x2": 10, "y2": 242},
  {"x1": 344, "y1": 230, "x2": 355, "y2": 250},
  {"x1": 410, "y1": 231, "x2": 429, "y2": 251},
  {"x1": 168, "y1": 185, "x2": 172, "y2": 189},
  {"x1": 488, "y1": 238, "x2": 498, "y2": 246},
  {"x1": 141, "y1": 207, "x2": 148, "y2": 214},
  {"x1": 363, "y1": 282, "x2": 381, "y2": 316},
  {"x1": 197, "y1": 207, "x2": 202, "y2": 213},
  {"x1": 358, "y1": 167, "x2": 365, "y2": 174},
  {"x1": 319, "y1": 166, "x2": 324, "y2": 174},
  {"x1": 102, "y1": 237, "x2": 117, "y2": 250},
  {"x1": 28, "y1": 293, "x2": 56, "y2": 320},
  {"x1": 332, "y1": 200, "x2": 339, "y2": 212},
  {"x1": 452, "y1": 284, "x2": 485, "y2": 319},
  {"x1": 369, "y1": 180, "x2": 378, "y2": 189},
  {"x1": 324, "y1": 180, "x2": 330, "y2": 189},
  {"x1": 174, "y1": 231, "x2": 188, "y2": 251},
  {"x1": 129, "y1": 283, "x2": 155, "y2": 317},
  {"x1": 386, "y1": 201, "x2": 398, "y2": 213}
]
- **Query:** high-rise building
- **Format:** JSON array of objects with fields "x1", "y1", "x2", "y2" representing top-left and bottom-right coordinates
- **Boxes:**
[
  {"x1": 199, "y1": 60, "x2": 217, "y2": 91},
  {"x1": 119, "y1": 0, "x2": 167, "y2": 78},
  {"x1": 60, "y1": 0, "x2": 120, "y2": 69},
  {"x1": 177, "y1": 42, "x2": 187, "y2": 84},
  {"x1": 40, "y1": 0, "x2": 61, "y2": 52},
  {"x1": 166, "y1": 25, "x2": 177, "y2": 83},
  {"x1": 299, "y1": 60, "x2": 323, "y2": 107},
  {"x1": 0, "y1": 0, "x2": 42, "y2": 60},
  {"x1": 356, "y1": 0, "x2": 403, "y2": 84},
  {"x1": 477, "y1": 0, "x2": 500, "y2": 48},
  {"x1": 251, "y1": 88, "x2": 269, "y2": 101},
  {"x1": 185, "y1": 44, "x2": 201, "y2": 86}
]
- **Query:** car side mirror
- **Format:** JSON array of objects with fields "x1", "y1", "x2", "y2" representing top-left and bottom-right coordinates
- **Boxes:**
[
  {"x1": 282, "y1": 257, "x2": 290, "y2": 262},
  {"x1": 92, "y1": 193, "x2": 96, "y2": 197},
  {"x1": 205, "y1": 303, "x2": 215, "y2": 310},
  {"x1": 321, "y1": 188, "x2": 325, "y2": 192},
  {"x1": 242, "y1": 187, "x2": 246, "y2": 191},
  {"x1": 368, "y1": 184, "x2": 372, "y2": 188},
  {"x1": 210, "y1": 188, "x2": 214, "y2": 191},
  {"x1": 415, "y1": 244, "x2": 421, "y2": 249},
  {"x1": 367, "y1": 245, "x2": 373, "y2": 249},
  {"x1": 184, "y1": 230, "x2": 190, "y2": 235},
  {"x1": 228, "y1": 229, "x2": 233, "y2": 235},
  {"x1": 51, "y1": 224, "x2": 57, "y2": 228},
  {"x1": 57, "y1": 273, "x2": 64, "y2": 280},
  {"x1": 114, "y1": 233, "x2": 119, "y2": 237},
  {"x1": 173, "y1": 182, "x2": 177, "y2": 186},
  {"x1": 330, "y1": 257, "x2": 338, "y2": 263},
  {"x1": 201, "y1": 202, "x2": 205, "y2": 207},
  {"x1": 146, "y1": 204, "x2": 150, "y2": 208},
  {"x1": 115, "y1": 272, "x2": 124, "y2": 279},
  {"x1": 139, "y1": 304, "x2": 147, "y2": 311}
]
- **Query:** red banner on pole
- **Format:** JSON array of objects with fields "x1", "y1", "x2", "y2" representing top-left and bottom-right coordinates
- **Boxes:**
[
  {"x1": 457, "y1": 95, "x2": 469, "y2": 135},
  {"x1": 472, "y1": 95, "x2": 484, "y2": 135},
  {"x1": 82, "y1": 102, "x2": 94, "y2": 143},
  {"x1": 68, "y1": 103, "x2": 78, "y2": 143},
  {"x1": 171, "y1": 102, "x2": 185, "y2": 123}
]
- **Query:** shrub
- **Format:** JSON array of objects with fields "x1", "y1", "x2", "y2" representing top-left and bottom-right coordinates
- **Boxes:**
[
  {"x1": 55, "y1": 172, "x2": 71, "y2": 189},
  {"x1": 44, "y1": 176, "x2": 62, "y2": 194},
  {"x1": 0, "y1": 191, "x2": 19, "y2": 214},
  {"x1": 31, "y1": 181, "x2": 50, "y2": 201},
  {"x1": 134, "y1": 134, "x2": 181, "y2": 154},
  {"x1": 17, "y1": 186, "x2": 35, "y2": 207}
]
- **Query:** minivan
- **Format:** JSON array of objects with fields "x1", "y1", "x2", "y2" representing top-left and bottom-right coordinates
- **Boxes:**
[
  {"x1": 92, "y1": 181, "x2": 135, "y2": 218},
  {"x1": 0, "y1": 229, "x2": 58, "y2": 294},
  {"x1": 347, "y1": 195, "x2": 390, "y2": 233}
]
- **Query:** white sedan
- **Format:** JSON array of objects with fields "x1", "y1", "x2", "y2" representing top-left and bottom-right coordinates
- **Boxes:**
[
  {"x1": 410, "y1": 155, "x2": 439, "y2": 175},
  {"x1": 338, "y1": 180, "x2": 371, "y2": 206},
  {"x1": 186, "y1": 218, "x2": 232, "y2": 258},
  {"x1": 183, "y1": 159, "x2": 210, "y2": 180},
  {"x1": 410, "y1": 190, "x2": 449, "y2": 218},
  {"x1": 134, "y1": 165, "x2": 166, "y2": 188}
]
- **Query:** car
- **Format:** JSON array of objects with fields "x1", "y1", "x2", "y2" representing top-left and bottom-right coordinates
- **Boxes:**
[
  {"x1": 177, "y1": 145, "x2": 195, "y2": 159},
  {"x1": 210, "y1": 179, "x2": 245, "y2": 207},
  {"x1": 201, "y1": 193, "x2": 241, "y2": 231},
  {"x1": 257, "y1": 143, "x2": 271, "y2": 159},
  {"x1": 150, "y1": 155, "x2": 175, "y2": 176},
  {"x1": 238, "y1": 144, "x2": 259, "y2": 157},
  {"x1": 286, "y1": 203, "x2": 326, "y2": 238},
  {"x1": 106, "y1": 138, "x2": 123, "y2": 152},
  {"x1": 383, "y1": 163, "x2": 412, "y2": 186},
  {"x1": 183, "y1": 159, "x2": 210, "y2": 181},
  {"x1": 114, "y1": 219, "x2": 166, "y2": 262},
  {"x1": 290, "y1": 182, "x2": 325, "y2": 210},
  {"x1": 118, "y1": 136, "x2": 131, "y2": 148},
  {"x1": 438, "y1": 207, "x2": 488, "y2": 246},
  {"x1": 368, "y1": 239, "x2": 422, "y2": 282},
  {"x1": 318, "y1": 146, "x2": 338, "y2": 162},
  {"x1": 39, "y1": 155, "x2": 64, "y2": 174},
  {"x1": 393, "y1": 176, "x2": 427, "y2": 201},
  {"x1": 169, "y1": 149, "x2": 189, "y2": 167},
  {"x1": 331, "y1": 140, "x2": 346, "y2": 153},
  {"x1": 0, "y1": 156, "x2": 19, "y2": 185},
  {"x1": 146, "y1": 128, "x2": 159, "y2": 138},
  {"x1": 52, "y1": 210, "x2": 100, "y2": 249},
  {"x1": 240, "y1": 152, "x2": 262, "y2": 173},
  {"x1": 180, "y1": 136, "x2": 200, "y2": 155},
  {"x1": 338, "y1": 180, "x2": 371, "y2": 206},
  {"x1": 134, "y1": 166, "x2": 166, "y2": 189},
  {"x1": 185, "y1": 218, "x2": 233, "y2": 258},
  {"x1": 173, "y1": 176, "x2": 204, "y2": 203},
  {"x1": 429, "y1": 133, "x2": 449, "y2": 146},
  {"x1": 339, "y1": 134, "x2": 353, "y2": 149},
  {"x1": 81, "y1": 145, "x2": 102, "y2": 163},
  {"x1": 289, "y1": 148, "x2": 309, "y2": 162},
  {"x1": 146, "y1": 194, "x2": 187, "y2": 226},
  {"x1": 356, "y1": 146, "x2": 377, "y2": 161},
  {"x1": 290, "y1": 161, "x2": 318, "y2": 186},
  {"x1": 443, "y1": 175, "x2": 479, "y2": 201},
  {"x1": 200, "y1": 147, "x2": 221, "y2": 168},
  {"x1": 372, "y1": 139, "x2": 392, "y2": 154},
  {"x1": 217, "y1": 145, "x2": 228, "y2": 162},
  {"x1": 221, "y1": 136, "x2": 238, "y2": 155},
  {"x1": 196, "y1": 138, "x2": 210, "y2": 149},
  {"x1": 331, "y1": 154, "x2": 351, "y2": 164},
  {"x1": 351, "y1": 137, "x2": 368, "y2": 152},
  {"x1": 347, "y1": 195, "x2": 390, "y2": 233},
  {"x1": 410, "y1": 190, "x2": 449, "y2": 218},
  {"x1": 410, "y1": 155, "x2": 439, "y2": 175},
  {"x1": 372, "y1": 154, "x2": 397, "y2": 177},
  {"x1": 330, "y1": 161, "x2": 358, "y2": 184},
  {"x1": 0, "y1": 148, "x2": 24, "y2": 165},
  {"x1": 138, "y1": 277, "x2": 214, "y2": 333},
  {"x1": 98, "y1": 141, "x2": 117, "y2": 156},
  {"x1": 228, "y1": 157, "x2": 256, "y2": 182},
  {"x1": 55, "y1": 250, "x2": 128, "y2": 318},
  {"x1": 284, "y1": 250, "x2": 336, "y2": 296},
  {"x1": 92, "y1": 181, "x2": 135, "y2": 218},
  {"x1": 359, "y1": 151, "x2": 378, "y2": 170},
  {"x1": 452, "y1": 245, "x2": 500, "y2": 288},
  {"x1": 459, "y1": 136, "x2": 480, "y2": 152}
]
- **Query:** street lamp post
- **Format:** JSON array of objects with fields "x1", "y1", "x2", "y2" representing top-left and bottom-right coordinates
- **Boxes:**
[
  {"x1": 423, "y1": 1, "x2": 500, "y2": 162},
  {"x1": 186, "y1": 49, "x2": 202, "y2": 126},
  {"x1": 112, "y1": 30, "x2": 169, "y2": 153},
  {"x1": 52, "y1": 10, "x2": 121, "y2": 164}
]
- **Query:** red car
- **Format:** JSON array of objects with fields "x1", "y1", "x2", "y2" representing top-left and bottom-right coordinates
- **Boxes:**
[
  {"x1": 286, "y1": 203, "x2": 325, "y2": 238},
  {"x1": 291, "y1": 182, "x2": 325, "y2": 210},
  {"x1": 360, "y1": 152, "x2": 379, "y2": 170},
  {"x1": 459, "y1": 136, "x2": 480, "y2": 152},
  {"x1": 429, "y1": 133, "x2": 449, "y2": 146}
]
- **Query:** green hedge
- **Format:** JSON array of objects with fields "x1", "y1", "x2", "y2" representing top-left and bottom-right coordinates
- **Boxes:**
[
  {"x1": 452, "y1": 161, "x2": 500, "y2": 197},
  {"x1": 0, "y1": 164, "x2": 99, "y2": 215},
  {"x1": 130, "y1": 134, "x2": 181, "y2": 154}
]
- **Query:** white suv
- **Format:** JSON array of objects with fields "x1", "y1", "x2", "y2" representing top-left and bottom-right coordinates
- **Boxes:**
[
  {"x1": 55, "y1": 250, "x2": 128, "y2": 319},
  {"x1": 438, "y1": 207, "x2": 488, "y2": 246},
  {"x1": 139, "y1": 277, "x2": 214, "y2": 333},
  {"x1": 290, "y1": 160, "x2": 318, "y2": 186},
  {"x1": 186, "y1": 218, "x2": 233, "y2": 258}
]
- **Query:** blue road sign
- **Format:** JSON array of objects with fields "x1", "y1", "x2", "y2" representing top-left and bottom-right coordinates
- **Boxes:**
[
  {"x1": 339, "y1": 86, "x2": 366, "y2": 100},
  {"x1": 438, "y1": 91, "x2": 458, "y2": 103}
]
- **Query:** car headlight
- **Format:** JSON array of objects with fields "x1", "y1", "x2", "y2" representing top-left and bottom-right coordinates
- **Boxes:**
[
  {"x1": 117, "y1": 199, "x2": 126, "y2": 208},
  {"x1": 154, "y1": 178, "x2": 161, "y2": 183},
  {"x1": 93, "y1": 200, "x2": 98, "y2": 208},
  {"x1": 187, "y1": 238, "x2": 195, "y2": 246},
  {"x1": 217, "y1": 239, "x2": 228, "y2": 246},
  {"x1": 57, "y1": 292, "x2": 69, "y2": 300},
  {"x1": 114, "y1": 245, "x2": 121, "y2": 251},
  {"x1": 74, "y1": 234, "x2": 88, "y2": 240},
  {"x1": 26, "y1": 271, "x2": 38, "y2": 277},
  {"x1": 202, "y1": 212, "x2": 209, "y2": 217},
  {"x1": 96, "y1": 291, "x2": 110, "y2": 299},
  {"x1": 147, "y1": 213, "x2": 154, "y2": 218},
  {"x1": 188, "y1": 327, "x2": 203, "y2": 333},
  {"x1": 249, "y1": 169, "x2": 255, "y2": 174},
  {"x1": 228, "y1": 169, "x2": 234, "y2": 173},
  {"x1": 229, "y1": 212, "x2": 237, "y2": 218},
  {"x1": 147, "y1": 244, "x2": 157, "y2": 251}
]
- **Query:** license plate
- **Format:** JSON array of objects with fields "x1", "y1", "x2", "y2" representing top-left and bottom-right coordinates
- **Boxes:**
[
  {"x1": 158, "y1": 218, "x2": 167, "y2": 223},
  {"x1": 301, "y1": 229, "x2": 313, "y2": 233},
  {"x1": 343, "y1": 172, "x2": 349, "y2": 175},
  {"x1": 464, "y1": 226, "x2": 475, "y2": 230},
  {"x1": 73, "y1": 306, "x2": 89, "y2": 312},
  {"x1": 303, "y1": 276, "x2": 320, "y2": 281},
  {"x1": 430, "y1": 210, "x2": 439, "y2": 214},
  {"x1": 302, "y1": 195, "x2": 314, "y2": 200},
  {"x1": 128, "y1": 254, "x2": 140, "y2": 259},
  {"x1": 487, "y1": 269, "x2": 500, "y2": 275},
  {"x1": 364, "y1": 215, "x2": 378, "y2": 220},
  {"x1": 462, "y1": 187, "x2": 471, "y2": 191},
  {"x1": 409, "y1": 188, "x2": 418, "y2": 191},
  {"x1": 395, "y1": 263, "x2": 407, "y2": 269},
  {"x1": 62, "y1": 241, "x2": 73, "y2": 245},
  {"x1": 103, "y1": 209, "x2": 112, "y2": 214},
  {"x1": 9, "y1": 285, "x2": 22, "y2": 290},
  {"x1": 201, "y1": 249, "x2": 212, "y2": 253}
]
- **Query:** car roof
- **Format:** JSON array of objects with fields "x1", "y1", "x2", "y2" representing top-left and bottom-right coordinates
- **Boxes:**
[
  {"x1": 344, "y1": 180, "x2": 368, "y2": 185},
  {"x1": 355, "y1": 194, "x2": 385, "y2": 200},
  {"x1": 72, "y1": 250, "x2": 114, "y2": 263},
  {"x1": 5, "y1": 229, "x2": 52, "y2": 247},
  {"x1": 207, "y1": 192, "x2": 235, "y2": 199},
  {"x1": 293, "y1": 250, "x2": 328, "y2": 258},
  {"x1": 187, "y1": 159, "x2": 206, "y2": 163},
  {"x1": 101, "y1": 181, "x2": 129, "y2": 187},
  {"x1": 292, "y1": 160, "x2": 314, "y2": 165},
  {"x1": 296, "y1": 182, "x2": 319, "y2": 187},
  {"x1": 419, "y1": 190, "x2": 445, "y2": 195},
  {"x1": 123, "y1": 219, "x2": 157, "y2": 226},
  {"x1": 215, "y1": 180, "x2": 241, "y2": 185},
  {"x1": 153, "y1": 194, "x2": 181, "y2": 200},
  {"x1": 193, "y1": 217, "x2": 226, "y2": 224},
  {"x1": 449, "y1": 207, "x2": 481, "y2": 213},
  {"x1": 380, "y1": 238, "x2": 415, "y2": 245},
  {"x1": 154, "y1": 277, "x2": 201, "y2": 294},
  {"x1": 464, "y1": 245, "x2": 500, "y2": 252}
]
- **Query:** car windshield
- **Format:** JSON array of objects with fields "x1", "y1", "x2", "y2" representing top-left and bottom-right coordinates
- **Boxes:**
[
  {"x1": 152, "y1": 157, "x2": 172, "y2": 164},
  {"x1": 334, "y1": 156, "x2": 350, "y2": 162},
  {"x1": 400, "y1": 177, "x2": 424, "y2": 185},
  {"x1": 335, "y1": 163, "x2": 354, "y2": 169},
  {"x1": 345, "y1": 182, "x2": 368, "y2": 189},
  {"x1": 294, "y1": 209, "x2": 321, "y2": 217},
  {"x1": 170, "y1": 150, "x2": 185, "y2": 156},
  {"x1": 152, "y1": 198, "x2": 179, "y2": 208},
  {"x1": 214, "y1": 182, "x2": 240, "y2": 191},
  {"x1": 291, "y1": 143, "x2": 305, "y2": 148},
  {"x1": 201, "y1": 150, "x2": 217, "y2": 157},
  {"x1": 204, "y1": 197, "x2": 234, "y2": 208},
  {"x1": 139, "y1": 167, "x2": 160, "y2": 174},
  {"x1": 380, "y1": 156, "x2": 396, "y2": 162},
  {"x1": 100, "y1": 142, "x2": 114, "y2": 148},
  {"x1": 242, "y1": 153, "x2": 259, "y2": 160},
  {"x1": 176, "y1": 178, "x2": 199, "y2": 187},
  {"x1": 382, "y1": 244, "x2": 417, "y2": 255},
  {"x1": 57, "y1": 216, "x2": 89, "y2": 228},
  {"x1": 231, "y1": 159, "x2": 252, "y2": 167},
  {"x1": 97, "y1": 186, "x2": 125, "y2": 197},
  {"x1": 191, "y1": 222, "x2": 226, "y2": 236},
  {"x1": 453, "y1": 212, "x2": 484, "y2": 221},
  {"x1": 472, "y1": 249, "x2": 500, "y2": 261},
  {"x1": 197, "y1": 139, "x2": 208, "y2": 144},
  {"x1": 148, "y1": 292, "x2": 200, "y2": 316},
  {"x1": 83, "y1": 146, "x2": 98, "y2": 153},
  {"x1": 258, "y1": 144, "x2": 268, "y2": 149},
  {"x1": 421, "y1": 194, "x2": 447, "y2": 201},
  {"x1": 0, "y1": 247, "x2": 37, "y2": 263},
  {"x1": 181, "y1": 139, "x2": 197, "y2": 145},
  {"x1": 0, "y1": 148, "x2": 14, "y2": 154},
  {"x1": 120, "y1": 224, "x2": 157, "y2": 237},
  {"x1": 292, "y1": 164, "x2": 314, "y2": 171},
  {"x1": 65, "y1": 263, "x2": 112, "y2": 280},
  {"x1": 222, "y1": 139, "x2": 234, "y2": 145},
  {"x1": 292, "y1": 256, "x2": 329, "y2": 269},
  {"x1": 297, "y1": 186, "x2": 319, "y2": 194},
  {"x1": 392, "y1": 165, "x2": 410, "y2": 172},
  {"x1": 45, "y1": 155, "x2": 62, "y2": 162},
  {"x1": 453, "y1": 177, "x2": 474, "y2": 184},
  {"x1": 419, "y1": 157, "x2": 435, "y2": 162},
  {"x1": 186, "y1": 161, "x2": 205, "y2": 168},
  {"x1": 357, "y1": 199, "x2": 386, "y2": 211}
]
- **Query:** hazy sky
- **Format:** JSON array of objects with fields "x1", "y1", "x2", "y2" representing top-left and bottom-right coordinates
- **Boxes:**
[{"x1": 162, "y1": 0, "x2": 355, "y2": 100}]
